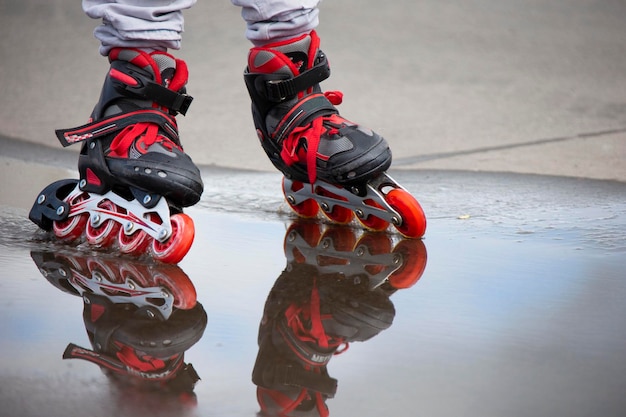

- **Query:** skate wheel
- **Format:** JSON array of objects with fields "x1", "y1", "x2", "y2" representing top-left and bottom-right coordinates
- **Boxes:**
[
  {"x1": 319, "y1": 226, "x2": 357, "y2": 261},
  {"x1": 87, "y1": 257, "x2": 122, "y2": 285},
  {"x1": 85, "y1": 200, "x2": 121, "y2": 247},
  {"x1": 282, "y1": 179, "x2": 319, "y2": 218},
  {"x1": 153, "y1": 266, "x2": 197, "y2": 310},
  {"x1": 357, "y1": 199, "x2": 389, "y2": 231},
  {"x1": 355, "y1": 232, "x2": 393, "y2": 275},
  {"x1": 53, "y1": 192, "x2": 89, "y2": 241},
  {"x1": 315, "y1": 184, "x2": 353, "y2": 224},
  {"x1": 118, "y1": 229, "x2": 151, "y2": 256},
  {"x1": 385, "y1": 189, "x2": 427, "y2": 238},
  {"x1": 152, "y1": 213, "x2": 195, "y2": 264},
  {"x1": 388, "y1": 239, "x2": 428, "y2": 289},
  {"x1": 321, "y1": 204, "x2": 353, "y2": 224}
]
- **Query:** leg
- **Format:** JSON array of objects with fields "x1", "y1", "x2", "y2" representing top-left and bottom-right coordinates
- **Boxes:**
[{"x1": 83, "y1": 0, "x2": 197, "y2": 55}]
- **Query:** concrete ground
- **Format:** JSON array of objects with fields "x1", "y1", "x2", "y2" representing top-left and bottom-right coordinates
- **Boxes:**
[{"x1": 1, "y1": 0, "x2": 625, "y2": 206}]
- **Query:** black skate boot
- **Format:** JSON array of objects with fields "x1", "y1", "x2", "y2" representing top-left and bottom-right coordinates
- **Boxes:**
[
  {"x1": 244, "y1": 31, "x2": 427, "y2": 238},
  {"x1": 29, "y1": 49, "x2": 202, "y2": 263},
  {"x1": 60, "y1": 48, "x2": 203, "y2": 207}
]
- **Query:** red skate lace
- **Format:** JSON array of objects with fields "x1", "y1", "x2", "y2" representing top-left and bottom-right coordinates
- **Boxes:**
[
  {"x1": 109, "y1": 121, "x2": 180, "y2": 158},
  {"x1": 280, "y1": 91, "x2": 344, "y2": 185},
  {"x1": 116, "y1": 344, "x2": 167, "y2": 372},
  {"x1": 284, "y1": 280, "x2": 347, "y2": 353}
]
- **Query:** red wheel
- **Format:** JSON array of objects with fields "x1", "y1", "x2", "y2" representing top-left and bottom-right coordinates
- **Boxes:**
[
  {"x1": 282, "y1": 179, "x2": 319, "y2": 218},
  {"x1": 118, "y1": 229, "x2": 152, "y2": 256},
  {"x1": 388, "y1": 239, "x2": 428, "y2": 289},
  {"x1": 53, "y1": 192, "x2": 89, "y2": 241},
  {"x1": 316, "y1": 185, "x2": 353, "y2": 224},
  {"x1": 152, "y1": 213, "x2": 195, "y2": 264},
  {"x1": 355, "y1": 232, "x2": 393, "y2": 275},
  {"x1": 85, "y1": 200, "x2": 121, "y2": 247},
  {"x1": 86, "y1": 258, "x2": 123, "y2": 291},
  {"x1": 357, "y1": 199, "x2": 389, "y2": 231},
  {"x1": 321, "y1": 204, "x2": 353, "y2": 224},
  {"x1": 318, "y1": 227, "x2": 357, "y2": 267},
  {"x1": 153, "y1": 266, "x2": 198, "y2": 310},
  {"x1": 385, "y1": 189, "x2": 427, "y2": 238}
]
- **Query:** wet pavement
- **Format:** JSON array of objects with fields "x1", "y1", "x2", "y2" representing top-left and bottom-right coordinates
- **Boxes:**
[{"x1": 1, "y1": 168, "x2": 625, "y2": 417}]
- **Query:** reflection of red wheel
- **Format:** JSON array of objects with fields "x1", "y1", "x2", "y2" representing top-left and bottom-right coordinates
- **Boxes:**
[
  {"x1": 152, "y1": 213, "x2": 195, "y2": 264},
  {"x1": 118, "y1": 229, "x2": 151, "y2": 255},
  {"x1": 86, "y1": 200, "x2": 121, "y2": 247},
  {"x1": 385, "y1": 189, "x2": 427, "y2": 238},
  {"x1": 53, "y1": 193, "x2": 89, "y2": 241},
  {"x1": 388, "y1": 239, "x2": 428, "y2": 289},
  {"x1": 282, "y1": 178, "x2": 319, "y2": 218},
  {"x1": 153, "y1": 266, "x2": 197, "y2": 310},
  {"x1": 356, "y1": 232, "x2": 393, "y2": 275},
  {"x1": 357, "y1": 199, "x2": 389, "y2": 231}
]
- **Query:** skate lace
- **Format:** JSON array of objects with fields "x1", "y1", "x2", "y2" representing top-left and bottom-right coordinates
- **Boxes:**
[
  {"x1": 280, "y1": 91, "x2": 344, "y2": 185},
  {"x1": 109, "y1": 121, "x2": 181, "y2": 158},
  {"x1": 116, "y1": 345, "x2": 167, "y2": 372},
  {"x1": 284, "y1": 281, "x2": 347, "y2": 352}
]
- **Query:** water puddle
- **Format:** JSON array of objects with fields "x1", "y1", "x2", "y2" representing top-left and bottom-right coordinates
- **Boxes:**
[{"x1": 1, "y1": 169, "x2": 625, "y2": 416}]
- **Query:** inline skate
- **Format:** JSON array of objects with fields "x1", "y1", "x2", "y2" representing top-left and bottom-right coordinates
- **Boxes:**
[
  {"x1": 244, "y1": 31, "x2": 426, "y2": 238},
  {"x1": 252, "y1": 219, "x2": 428, "y2": 416},
  {"x1": 31, "y1": 250, "x2": 207, "y2": 396},
  {"x1": 29, "y1": 48, "x2": 203, "y2": 263}
]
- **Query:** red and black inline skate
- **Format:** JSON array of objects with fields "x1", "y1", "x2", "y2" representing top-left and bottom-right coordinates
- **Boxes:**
[
  {"x1": 244, "y1": 31, "x2": 427, "y2": 238},
  {"x1": 31, "y1": 250, "x2": 207, "y2": 398},
  {"x1": 29, "y1": 49, "x2": 203, "y2": 263},
  {"x1": 252, "y1": 220, "x2": 428, "y2": 416}
]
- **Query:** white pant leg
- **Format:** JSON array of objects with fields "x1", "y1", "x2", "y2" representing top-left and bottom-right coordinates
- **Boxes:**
[
  {"x1": 231, "y1": 0, "x2": 321, "y2": 45},
  {"x1": 82, "y1": 0, "x2": 197, "y2": 55}
]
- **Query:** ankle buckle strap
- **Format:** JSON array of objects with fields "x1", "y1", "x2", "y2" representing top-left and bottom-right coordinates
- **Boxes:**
[
  {"x1": 110, "y1": 61, "x2": 194, "y2": 116},
  {"x1": 265, "y1": 52, "x2": 331, "y2": 102}
]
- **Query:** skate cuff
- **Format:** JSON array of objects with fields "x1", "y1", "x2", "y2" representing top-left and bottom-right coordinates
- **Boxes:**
[
  {"x1": 263, "y1": 54, "x2": 331, "y2": 102},
  {"x1": 55, "y1": 109, "x2": 179, "y2": 147}
]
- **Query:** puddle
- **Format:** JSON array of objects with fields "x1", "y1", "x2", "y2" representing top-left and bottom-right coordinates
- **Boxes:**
[{"x1": 0, "y1": 169, "x2": 625, "y2": 416}]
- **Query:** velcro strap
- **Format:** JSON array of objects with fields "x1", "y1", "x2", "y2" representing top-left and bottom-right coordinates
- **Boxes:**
[
  {"x1": 142, "y1": 82, "x2": 193, "y2": 115},
  {"x1": 265, "y1": 53, "x2": 331, "y2": 102},
  {"x1": 55, "y1": 109, "x2": 178, "y2": 147},
  {"x1": 272, "y1": 94, "x2": 337, "y2": 143},
  {"x1": 273, "y1": 364, "x2": 338, "y2": 396}
]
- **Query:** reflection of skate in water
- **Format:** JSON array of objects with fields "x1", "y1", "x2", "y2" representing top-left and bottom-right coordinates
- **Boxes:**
[
  {"x1": 252, "y1": 220, "x2": 428, "y2": 416},
  {"x1": 31, "y1": 251, "x2": 207, "y2": 398}
]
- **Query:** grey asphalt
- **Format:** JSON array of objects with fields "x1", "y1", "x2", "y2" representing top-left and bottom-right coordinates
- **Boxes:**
[{"x1": 1, "y1": 0, "x2": 625, "y2": 206}]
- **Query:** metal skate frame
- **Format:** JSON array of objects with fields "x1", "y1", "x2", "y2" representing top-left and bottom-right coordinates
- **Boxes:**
[
  {"x1": 283, "y1": 173, "x2": 406, "y2": 226},
  {"x1": 40, "y1": 258, "x2": 175, "y2": 320},
  {"x1": 47, "y1": 183, "x2": 174, "y2": 243},
  {"x1": 285, "y1": 226, "x2": 404, "y2": 290}
]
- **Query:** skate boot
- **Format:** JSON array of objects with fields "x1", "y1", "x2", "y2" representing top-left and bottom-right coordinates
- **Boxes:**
[
  {"x1": 244, "y1": 31, "x2": 426, "y2": 238},
  {"x1": 29, "y1": 48, "x2": 203, "y2": 263}
]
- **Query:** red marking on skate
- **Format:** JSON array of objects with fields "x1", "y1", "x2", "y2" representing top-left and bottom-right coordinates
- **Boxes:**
[
  {"x1": 86, "y1": 169, "x2": 102, "y2": 186},
  {"x1": 90, "y1": 303, "x2": 106, "y2": 322},
  {"x1": 109, "y1": 68, "x2": 139, "y2": 87}
]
